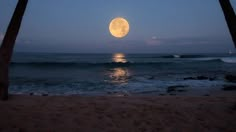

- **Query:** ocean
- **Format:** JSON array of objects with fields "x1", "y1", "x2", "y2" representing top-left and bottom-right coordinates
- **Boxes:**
[{"x1": 9, "y1": 52, "x2": 236, "y2": 96}]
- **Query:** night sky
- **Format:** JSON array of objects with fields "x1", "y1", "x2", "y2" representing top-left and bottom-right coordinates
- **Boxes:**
[{"x1": 0, "y1": 0, "x2": 236, "y2": 53}]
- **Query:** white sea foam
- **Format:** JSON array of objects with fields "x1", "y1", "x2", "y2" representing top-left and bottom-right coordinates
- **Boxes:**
[
  {"x1": 220, "y1": 57, "x2": 236, "y2": 63},
  {"x1": 173, "y1": 55, "x2": 181, "y2": 58}
]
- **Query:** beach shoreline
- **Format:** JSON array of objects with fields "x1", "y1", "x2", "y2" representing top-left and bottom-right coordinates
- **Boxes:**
[{"x1": 0, "y1": 94, "x2": 236, "y2": 132}]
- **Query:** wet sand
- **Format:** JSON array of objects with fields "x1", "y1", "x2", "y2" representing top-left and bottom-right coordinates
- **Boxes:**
[{"x1": 0, "y1": 95, "x2": 236, "y2": 132}]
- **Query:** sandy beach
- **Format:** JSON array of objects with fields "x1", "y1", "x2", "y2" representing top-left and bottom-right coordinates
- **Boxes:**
[{"x1": 0, "y1": 95, "x2": 235, "y2": 132}]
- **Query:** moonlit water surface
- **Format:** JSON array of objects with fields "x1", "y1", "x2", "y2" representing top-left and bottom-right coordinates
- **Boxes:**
[{"x1": 9, "y1": 52, "x2": 236, "y2": 95}]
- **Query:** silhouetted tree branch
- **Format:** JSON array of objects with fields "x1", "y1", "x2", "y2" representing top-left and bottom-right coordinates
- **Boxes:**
[
  {"x1": 219, "y1": 0, "x2": 236, "y2": 48},
  {"x1": 0, "y1": 0, "x2": 28, "y2": 100}
]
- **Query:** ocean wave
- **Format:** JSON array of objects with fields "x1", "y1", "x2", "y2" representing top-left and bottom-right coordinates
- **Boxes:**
[
  {"x1": 220, "y1": 58, "x2": 236, "y2": 63},
  {"x1": 161, "y1": 54, "x2": 206, "y2": 58},
  {"x1": 193, "y1": 57, "x2": 236, "y2": 63},
  {"x1": 10, "y1": 57, "x2": 236, "y2": 68},
  {"x1": 126, "y1": 54, "x2": 206, "y2": 59},
  {"x1": 10, "y1": 61, "x2": 173, "y2": 67}
]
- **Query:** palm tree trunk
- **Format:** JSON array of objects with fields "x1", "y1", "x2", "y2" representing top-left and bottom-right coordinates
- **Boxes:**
[
  {"x1": 0, "y1": 0, "x2": 28, "y2": 100},
  {"x1": 219, "y1": 0, "x2": 236, "y2": 48}
]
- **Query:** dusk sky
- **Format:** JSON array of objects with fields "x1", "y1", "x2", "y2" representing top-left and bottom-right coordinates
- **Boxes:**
[{"x1": 1, "y1": 0, "x2": 236, "y2": 53}]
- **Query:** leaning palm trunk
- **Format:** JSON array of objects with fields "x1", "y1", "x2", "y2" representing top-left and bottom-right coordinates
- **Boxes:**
[
  {"x1": 219, "y1": 0, "x2": 236, "y2": 48},
  {"x1": 0, "y1": 0, "x2": 28, "y2": 100}
]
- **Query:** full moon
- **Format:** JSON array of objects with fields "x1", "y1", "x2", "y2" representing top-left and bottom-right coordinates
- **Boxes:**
[{"x1": 109, "y1": 17, "x2": 130, "y2": 38}]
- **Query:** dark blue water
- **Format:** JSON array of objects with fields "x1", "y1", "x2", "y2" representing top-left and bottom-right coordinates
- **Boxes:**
[{"x1": 9, "y1": 52, "x2": 236, "y2": 96}]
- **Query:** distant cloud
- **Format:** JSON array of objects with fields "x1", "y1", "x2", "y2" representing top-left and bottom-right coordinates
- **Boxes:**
[
  {"x1": 14, "y1": 36, "x2": 234, "y2": 54},
  {"x1": 167, "y1": 38, "x2": 212, "y2": 45},
  {"x1": 146, "y1": 36, "x2": 160, "y2": 45},
  {"x1": 148, "y1": 37, "x2": 221, "y2": 46},
  {"x1": 145, "y1": 36, "x2": 214, "y2": 46}
]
